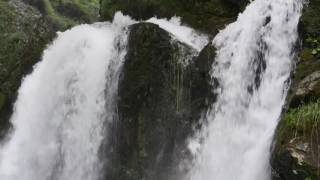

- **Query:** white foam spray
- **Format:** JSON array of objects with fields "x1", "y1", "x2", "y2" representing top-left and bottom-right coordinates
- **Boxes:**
[
  {"x1": 189, "y1": 0, "x2": 304, "y2": 180},
  {"x1": 0, "y1": 11, "x2": 209, "y2": 180},
  {"x1": 0, "y1": 12, "x2": 135, "y2": 180}
]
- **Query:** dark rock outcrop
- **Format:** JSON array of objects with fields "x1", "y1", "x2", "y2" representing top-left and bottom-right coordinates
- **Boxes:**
[{"x1": 103, "y1": 23, "x2": 216, "y2": 180}]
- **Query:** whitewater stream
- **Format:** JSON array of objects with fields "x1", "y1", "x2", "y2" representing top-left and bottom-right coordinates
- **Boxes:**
[
  {"x1": 0, "y1": 12, "x2": 207, "y2": 180},
  {"x1": 0, "y1": 0, "x2": 304, "y2": 179},
  {"x1": 188, "y1": 0, "x2": 304, "y2": 180}
]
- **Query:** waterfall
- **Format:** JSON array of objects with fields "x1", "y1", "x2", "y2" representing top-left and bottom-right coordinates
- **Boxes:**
[
  {"x1": 0, "y1": 11, "x2": 207, "y2": 180},
  {"x1": 189, "y1": 0, "x2": 304, "y2": 180},
  {"x1": 0, "y1": 13, "x2": 135, "y2": 180},
  {"x1": 0, "y1": 0, "x2": 304, "y2": 178}
]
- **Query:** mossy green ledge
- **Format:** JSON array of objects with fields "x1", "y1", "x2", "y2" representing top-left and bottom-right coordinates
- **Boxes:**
[{"x1": 271, "y1": 0, "x2": 320, "y2": 179}]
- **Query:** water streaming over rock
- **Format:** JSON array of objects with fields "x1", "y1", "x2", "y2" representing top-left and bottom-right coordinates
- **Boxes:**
[
  {"x1": 0, "y1": 11, "x2": 208, "y2": 180},
  {"x1": 0, "y1": 12, "x2": 135, "y2": 180},
  {"x1": 188, "y1": 0, "x2": 304, "y2": 180},
  {"x1": 0, "y1": 0, "x2": 305, "y2": 179}
]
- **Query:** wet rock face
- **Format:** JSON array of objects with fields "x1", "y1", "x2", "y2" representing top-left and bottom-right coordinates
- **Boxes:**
[{"x1": 103, "y1": 23, "x2": 216, "y2": 180}]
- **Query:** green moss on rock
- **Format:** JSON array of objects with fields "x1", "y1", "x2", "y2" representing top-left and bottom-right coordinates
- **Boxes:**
[
  {"x1": 23, "y1": 0, "x2": 99, "y2": 30},
  {"x1": 272, "y1": 1, "x2": 320, "y2": 179},
  {"x1": 0, "y1": 0, "x2": 52, "y2": 137},
  {"x1": 272, "y1": 101, "x2": 320, "y2": 180}
]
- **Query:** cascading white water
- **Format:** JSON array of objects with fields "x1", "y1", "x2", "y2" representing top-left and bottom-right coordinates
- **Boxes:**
[
  {"x1": 189, "y1": 0, "x2": 304, "y2": 180},
  {"x1": 0, "y1": 12, "x2": 135, "y2": 180},
  {"x1": 0, "y1": 11, "x2": 208, "y2": 180},
  {"x1": 1, "y1": 0, "x2": 301, "y2": 178}
]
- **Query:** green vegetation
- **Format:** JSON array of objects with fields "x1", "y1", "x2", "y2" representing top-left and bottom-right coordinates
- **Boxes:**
[
  {"x1": 43, "y1": 0, "x2": 76, "y2": 29},
  {"x1": 306, "y1": 37, "x2": 320, "y2": 55},
  {"x1": 0, "y1": 0, "x2": 50, "y2": 95},
  {"x1": 273, "y1": 100, "x2": 320, "y2": 179},
  {"x1": 0, "y1": 0, "x2": 52, "y2": 136},
  {"x1": 24, "y1": 0, "x2": 100, "y2": 30},
  {"x1": 47, "y1": 0, "x2": 99, "y2": 29},
  {"x1": 282, "y1": 100, "x2": 320, "y2": 139}
]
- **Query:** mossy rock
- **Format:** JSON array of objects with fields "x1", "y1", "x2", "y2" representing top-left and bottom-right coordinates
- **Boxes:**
[
  {"x1": 102, "y1": 22, "x2": 216, "y2": 180},
  {"x1": 23, "y1": 0, "x2": 99, "y2": 30},
  {"x1": 272, "y1": 100, "x2": 320, "y2": 180},
  {"x1": 272, "y1": 1, "x2": 320, "y2": 179},
  {"x1": 0, "y1": 0, "x2": 53, "y2": 137}
]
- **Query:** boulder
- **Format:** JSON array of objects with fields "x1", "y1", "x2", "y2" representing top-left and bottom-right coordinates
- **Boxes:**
[{"x1": 102, "y1": 22, "x2": 216, "y2": 180}]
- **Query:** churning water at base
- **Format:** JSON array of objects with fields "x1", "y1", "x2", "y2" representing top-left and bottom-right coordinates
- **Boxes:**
[{"x1": 189, "y1": 0, "x2": 304, "y2": 180}]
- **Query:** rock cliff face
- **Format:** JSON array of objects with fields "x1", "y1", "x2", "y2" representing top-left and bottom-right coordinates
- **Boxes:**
[
  {"x1": 271, "y1": 0, "x2": 320, "y2": 179},
  {"x1": 102, "y1": 22, "x2": 216, "y2": 180}
]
